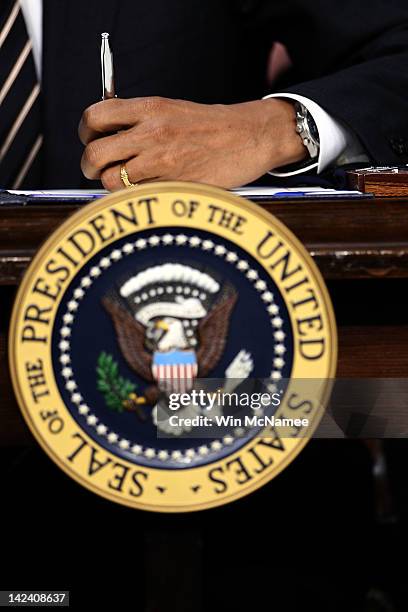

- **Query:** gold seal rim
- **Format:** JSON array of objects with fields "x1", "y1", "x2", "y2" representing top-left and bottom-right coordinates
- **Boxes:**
[{"x1": 8, "y1": 181, "x2": 337, "y2": 512}]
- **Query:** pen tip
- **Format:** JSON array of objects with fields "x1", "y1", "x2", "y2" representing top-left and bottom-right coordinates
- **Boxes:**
[{"x1": 101, "y1": 32, "x2": 109, "y2": 39}]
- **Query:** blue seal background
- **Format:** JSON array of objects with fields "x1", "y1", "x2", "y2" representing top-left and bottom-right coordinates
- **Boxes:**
[{"x1": 52, "y1": 228, "x2": 294, "y2": 469}]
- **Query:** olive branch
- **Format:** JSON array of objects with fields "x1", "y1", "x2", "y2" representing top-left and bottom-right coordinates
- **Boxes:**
[{"x1": 96, "y1": 352, "x2": 137, "y2": 412}]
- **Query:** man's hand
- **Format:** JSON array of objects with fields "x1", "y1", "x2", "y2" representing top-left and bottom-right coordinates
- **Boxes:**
[{"x1": 78, "y1": 97, "x2": 307, "y2": 190}]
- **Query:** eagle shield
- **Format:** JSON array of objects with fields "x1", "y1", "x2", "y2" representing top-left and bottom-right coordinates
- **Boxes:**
[{"x1": 151, "y1": 349, "x2": 198, "y2": 394}]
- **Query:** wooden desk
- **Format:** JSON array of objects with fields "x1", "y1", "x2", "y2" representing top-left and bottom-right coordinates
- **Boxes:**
[{"x1": 1, "y1": 196, "x2": 407, "y2": 444}]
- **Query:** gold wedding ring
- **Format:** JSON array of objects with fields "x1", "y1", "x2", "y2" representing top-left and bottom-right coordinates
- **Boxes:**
[{"x1": 120, "y1": 164, "x2": 137, "y2": 188}]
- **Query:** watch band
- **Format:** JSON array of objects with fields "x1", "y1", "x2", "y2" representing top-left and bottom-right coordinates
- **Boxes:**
[{"x1": 295, "y1": 102, "x2": 320, "y2": 159}]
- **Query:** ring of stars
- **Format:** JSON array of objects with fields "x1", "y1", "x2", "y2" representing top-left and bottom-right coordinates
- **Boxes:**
[{"x1": 57, "y1": 233, "x2": 289, "y2": 465}]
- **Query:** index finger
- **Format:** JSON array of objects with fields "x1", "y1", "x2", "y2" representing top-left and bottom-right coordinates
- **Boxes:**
[
  {"x1": 78, "y1": 96, "x2": 164, "y2": 145},
  {"x1": 78, "y1": 98, "x2": 133, "y2": 145}
]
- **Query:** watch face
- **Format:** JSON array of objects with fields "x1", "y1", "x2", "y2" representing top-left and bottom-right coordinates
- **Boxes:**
[{"x1": 307, "y1": 112, "x2": 320, "y2": 144}]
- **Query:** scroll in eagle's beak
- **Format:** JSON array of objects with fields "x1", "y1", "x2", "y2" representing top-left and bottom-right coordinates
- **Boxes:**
[{"x1": 155, "y1": 320, "x2": 169, "y2": 332}]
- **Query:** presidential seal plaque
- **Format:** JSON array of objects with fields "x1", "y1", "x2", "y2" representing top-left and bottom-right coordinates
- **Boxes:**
[{"x1": 9, "y1": 182, "x2": 337, "y2": 512}]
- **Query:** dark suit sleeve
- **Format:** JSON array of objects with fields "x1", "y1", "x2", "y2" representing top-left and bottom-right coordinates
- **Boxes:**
[{"x1": 251, "y1": 0, "x2": 408, "y2": 165}]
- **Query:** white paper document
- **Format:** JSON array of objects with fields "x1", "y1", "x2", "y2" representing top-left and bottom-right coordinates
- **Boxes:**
[
  {"x1": 6, "y1": 186, "x2": 364, "y2": 199},
  {"x1": 8, "y1": 189, "x2": 107, "y2": 198},
  {"x1": 231, "y1": 186, "x2": 362, "y2": 197}
]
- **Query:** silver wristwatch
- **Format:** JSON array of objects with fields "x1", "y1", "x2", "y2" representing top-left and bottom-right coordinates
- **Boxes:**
[{"x1": 295, "y1": 102, "x2": 320, "y2": 159}]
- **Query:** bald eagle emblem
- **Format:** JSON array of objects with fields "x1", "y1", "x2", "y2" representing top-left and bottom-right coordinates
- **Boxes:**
[{"x1": 102, "y1": 264, "x2": 244, "y2": 411}]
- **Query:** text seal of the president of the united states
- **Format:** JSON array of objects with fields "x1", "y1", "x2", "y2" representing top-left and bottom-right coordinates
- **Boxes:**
[{"x1": 9, "y1": 182, "x2": 337, "y2": 512}]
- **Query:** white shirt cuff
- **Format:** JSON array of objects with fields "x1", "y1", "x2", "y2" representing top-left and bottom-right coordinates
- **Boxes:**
[{"x1": 263, "y1": 92, "x2": 368, "y2": 176}]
